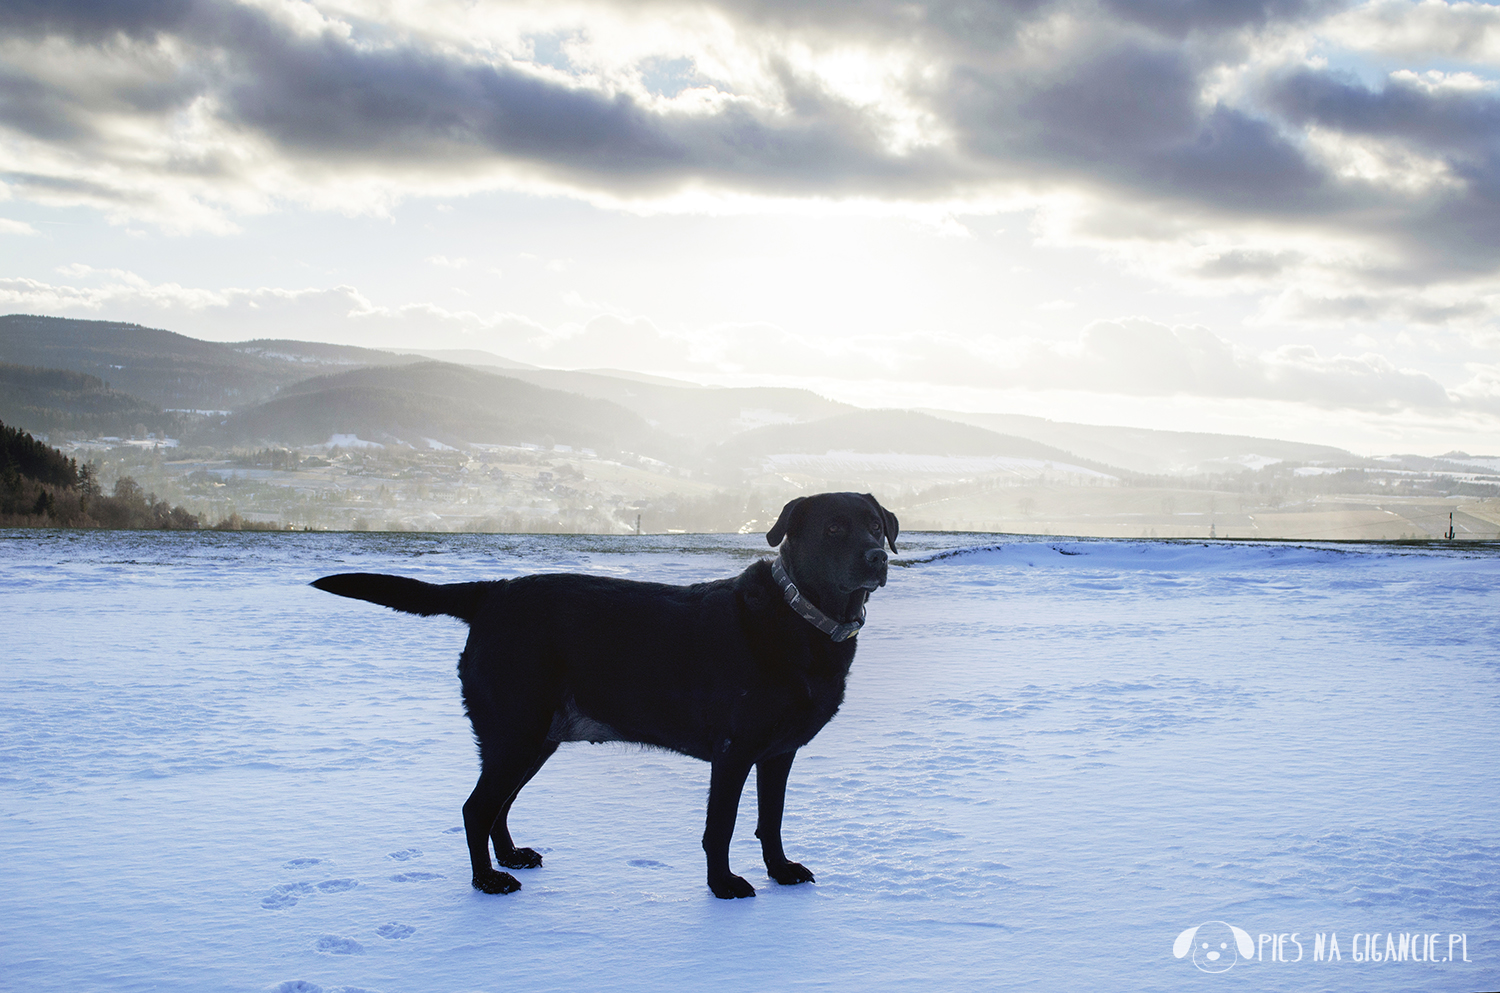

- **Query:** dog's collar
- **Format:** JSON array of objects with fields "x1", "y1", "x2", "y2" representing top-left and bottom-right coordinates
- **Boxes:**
[{"x1": 770, "y1": 555, "x2": 864, "y2": 643}]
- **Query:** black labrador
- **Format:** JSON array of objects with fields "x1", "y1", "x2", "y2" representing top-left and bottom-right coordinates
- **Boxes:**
[{"x1": 312, "y1": 491, "x2": 896, "y2": 899}]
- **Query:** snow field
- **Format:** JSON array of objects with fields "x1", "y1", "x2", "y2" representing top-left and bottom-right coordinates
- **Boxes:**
[{"x1": 2, "y1": 530, "x2": 1497, "y2": 992}]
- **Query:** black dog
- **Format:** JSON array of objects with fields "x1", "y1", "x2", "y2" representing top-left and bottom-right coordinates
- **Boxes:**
[{"x1": 312, "y1": 491, "x2": 897, "y2": 899}]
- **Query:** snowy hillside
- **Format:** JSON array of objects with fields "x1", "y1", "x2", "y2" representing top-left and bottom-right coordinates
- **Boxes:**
[{"x1": 2, "y1": 530, "x2": 1497, "y2": 992}]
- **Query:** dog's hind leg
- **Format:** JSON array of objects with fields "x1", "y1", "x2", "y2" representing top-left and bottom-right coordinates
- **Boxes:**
[
  {"x1": 489, "y1": 740, "x2": 557, "y2": 869},
  {"x1": 463, "y1": 720, "x2": 553, "y2": 895},
  {"x1": 754, "y1": 751, "x2": 815, "y2": 886},
  {"x1": 703, "y1": 754, "x2": 756, "y2": 899}
]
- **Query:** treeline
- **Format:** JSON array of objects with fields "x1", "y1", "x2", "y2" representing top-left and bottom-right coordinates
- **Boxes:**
[
  {"x1": 1, "y1": 419, "x2": 275, "y2": 530},
  {"x1": 0, "y1": 360, "x2": 186, "y2": 440}
]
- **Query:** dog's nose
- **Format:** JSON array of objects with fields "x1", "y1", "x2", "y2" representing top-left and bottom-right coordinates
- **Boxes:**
[{"x1": 865, "y1": 548, "x2": 888, "y2": 567}]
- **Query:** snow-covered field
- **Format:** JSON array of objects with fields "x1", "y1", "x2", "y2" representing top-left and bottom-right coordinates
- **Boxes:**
[{"x1": 3, "y1": 529, "x2": 1498, "y2": 993}]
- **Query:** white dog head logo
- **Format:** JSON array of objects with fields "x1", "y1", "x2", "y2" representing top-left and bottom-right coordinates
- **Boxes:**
[{"x1": 1174, "y1": 921, "x2": 1254, "y2": 973}]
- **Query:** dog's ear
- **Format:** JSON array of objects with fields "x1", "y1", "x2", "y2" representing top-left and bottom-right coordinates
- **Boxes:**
[
  {"x1": 767, "y1": 497, "x2": 807, "y2": 547},
  {"x1": 862, "y1": 493, "x2": 899, "y2": 552},
  {"x1": 1230, "y1": 926, "x2": 1254, "y2": 959},
  {"x1": 1173, "y1": 926, "x2": 1199, "y2": 960}
]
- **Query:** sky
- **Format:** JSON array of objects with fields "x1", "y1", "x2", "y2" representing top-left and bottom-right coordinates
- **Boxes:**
[{"x1": 3, "y1": 0, "x2": 1500, "y2": 456}]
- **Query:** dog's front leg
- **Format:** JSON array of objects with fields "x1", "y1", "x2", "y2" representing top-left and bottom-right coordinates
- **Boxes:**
[
  {"x1": 703, "y1": 753, "x2": 755, "y2": 899},
  {"x1": 755, "y1": 751, "x2": 815, "y2": 886}
]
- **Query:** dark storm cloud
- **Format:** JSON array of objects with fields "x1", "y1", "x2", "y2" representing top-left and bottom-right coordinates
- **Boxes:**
[
  {"x1": 1148, "y1": 105, "x2": 1329, "y2": 210},
  {"x1": 0, "y1": 66, "x2": 96, "y2": 143},
  {"x1": 4, "y1": 0, "x2": 1500, "y2": 277},
  {"x1": 221, "y1": 22, "x2": 686, "y2": 169},
  {"x1": 0, "y1": 0, "x2": 196, "y2": 41},
  {"x1": 222, "y1": 33, "x2": 937, "y2": 193},
  {"x1": 1267, "y1": 65, "x2": 1500, "y2": 157},
  {"x1": 1261, "y1": 64, "x2": 1500, "y2": 274},
  {"x1": 1100, "y1": 0, "x2": 1346, "y2": 37},
  {"x1": 947, "y1": 36, "x2": 1331, "y2": 214},
  {"x1": 0, "y1": 0, "x2": 955, "y2": 197},
  {"x1": 224, "y1": 32, "x2": 951, "y2": 196}
]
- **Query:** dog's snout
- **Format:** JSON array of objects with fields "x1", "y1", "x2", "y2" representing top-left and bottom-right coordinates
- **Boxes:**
[{"x1": 865, "y1": 547, "x2": 888, "y2": 567}]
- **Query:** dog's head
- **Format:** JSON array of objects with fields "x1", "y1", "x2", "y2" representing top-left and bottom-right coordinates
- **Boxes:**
[{"x1": 767, "y1": 492, "x2": 897, "y2": 619}]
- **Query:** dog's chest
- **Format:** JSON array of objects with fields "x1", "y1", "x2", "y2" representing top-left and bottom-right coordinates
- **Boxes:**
[{"x1": 749, "y1": 650, "x2": 850, "y2": 750}]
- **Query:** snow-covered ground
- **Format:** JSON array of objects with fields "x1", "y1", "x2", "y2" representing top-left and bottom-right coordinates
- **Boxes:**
[{"x1": 3, "y1": 530, "x2": 1498, "y2": 993}]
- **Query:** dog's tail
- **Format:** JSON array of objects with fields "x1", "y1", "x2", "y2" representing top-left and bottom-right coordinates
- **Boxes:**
[{"x1": 311, "y1": 573, "x2": 489, "y2": 624}]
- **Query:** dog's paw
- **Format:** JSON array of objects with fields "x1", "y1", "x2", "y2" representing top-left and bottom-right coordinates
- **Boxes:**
[
  {"x1": 472, "y1": 869, "x2": 521, "y2": 895},
  {"x1": 708, "y1": 873, "x2": 756, "y2": 899},
  {"x1": 496, "y1": 847, "x2": 543, "y2": 869},
  {"x1": 767, "y1": 861, "x2": 815, "y2": 886}
]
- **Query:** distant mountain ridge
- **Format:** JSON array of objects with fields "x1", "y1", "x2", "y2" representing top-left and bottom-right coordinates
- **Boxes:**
[
  {"x1": 3, "y1": 313, "x2": 1399, "y2": 478},
  {"x1": 0, "y1": 315, "x2": 421, "y2": 409},
  {"x1": 229, "y1": 361, "x2": 679, "y2": 457},
  {"x1": 921, "y1": 409, "x2": 1358, "y2": 476},
  {"x1": 504, "y1": 368, "x2": 856, "y2": 443},
  {"x1": 714, "y1": 409, "x2": 1120, "y2": 474},
  {"x1": 233, "y1": 338, "x2": 428, "y2": 369}
]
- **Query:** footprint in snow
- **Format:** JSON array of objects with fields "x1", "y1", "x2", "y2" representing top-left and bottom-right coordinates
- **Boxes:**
[
  {"x1": 386, "y1": 848, "x2": 423, "y2": 862},
  {"x1": 390, "y1": 871, "x2": 445, "y2": 882},
  {"x1": 376, "y1": 923, "x2": 416, "y2": 940},
  {"x1": 316, "y1": 878, "x2": 358, "y2": 893},
  {"x1": 314, "y1": 934, "x2": 364, "y2": 956},
  {"x1": 627, "y1": 859, "x2": 669, "y2": 869},
  {"x1": 282, "y1": 857, "x2": 324, "y2": 869},
  {"x1": 261, "y1": 882, "x2": 315, "y2": 909},
  {"x1": 271, "y1": 982, "x2": 323, "y2": 993}
]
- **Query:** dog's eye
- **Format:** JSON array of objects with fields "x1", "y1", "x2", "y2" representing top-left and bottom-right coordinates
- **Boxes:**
[
  {"x1": 826, "y1": 523, "x2": 844, "y2": 536},
  {"x1": 869, "y1": 522, "x2": 882, "y2": 535}
]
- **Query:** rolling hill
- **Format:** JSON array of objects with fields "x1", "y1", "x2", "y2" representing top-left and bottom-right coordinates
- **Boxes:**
[
  {"x1": 504, "y1": 368, "x2": 857, "y2": 443},
  {"x1": 226, "y1": 361, "x2": 678, "y2": 457},
  {"x1": 1, "y1": 314, "x2": 1382, "y2": 478},
  {"x1": 710, "y1": 409, "x2": 1127, "y2": 483},
  {"x1": 0, "y1": 362, "x2": 177, "y2": 439},
  {"x1": 0, "y1": 315, "x2": 421, "y2": 410},
  {"x1": 921, "y1": 409, "x2": 1360, "y2": 474}
]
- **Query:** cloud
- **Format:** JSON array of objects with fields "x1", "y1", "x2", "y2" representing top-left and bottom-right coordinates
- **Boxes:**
[
  {"x1": 1266, "y1": 286, "x2": 1495, "y2": 326},
  {"x1": 1322, "y1": 0, "x2": 1500, "y2": 62},
  {"x1": 0, "y1": 0, "x2": 959, "y2": 227},
  {"x1": 0, "y1": 268, "x2": 380, "y2": 335},
  {"x1": 529, "y1": 313, "x2": 693, "y2": 368},
  {"x1": 893, "y1": 318, "x2": 1459, "y2": 412},
  {"x1": 1098, "y1": 0, "x2": 1344, "y2": 37}
]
